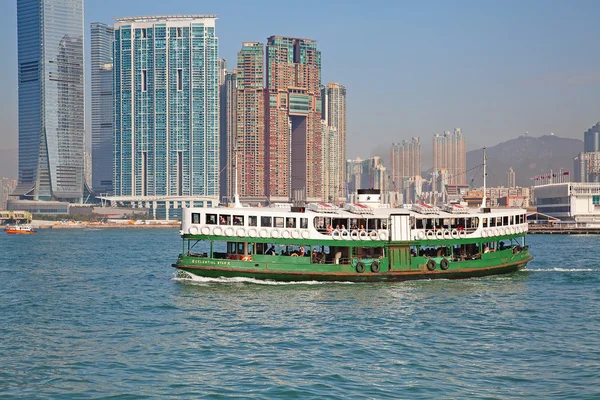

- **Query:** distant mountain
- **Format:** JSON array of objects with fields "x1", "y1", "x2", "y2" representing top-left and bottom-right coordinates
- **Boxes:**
[
  {"x1": 466, "y1": 135, "x2": 583, "y2": 188},
  {"x1": 0, "y1": 148, "x2": 17, "y2": 179}
]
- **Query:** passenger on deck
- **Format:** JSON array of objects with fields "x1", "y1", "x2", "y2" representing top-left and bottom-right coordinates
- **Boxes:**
[
  {"x1": 312, "y1": 248, "x2": 318, "y2": 262},
  {"x1": 299, "y1": 247, "x2": 305, "y2": 257},
  {"x1": 327, "y1": 224, "x2": 333, "y2": 234},
  {"x1": 267, "y1": 245, "x2": 276, "y2": 255}
]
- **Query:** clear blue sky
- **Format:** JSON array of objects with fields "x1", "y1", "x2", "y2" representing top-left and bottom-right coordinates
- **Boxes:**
[{"x1": 1, "y1": 0, "x2": 599, "y2": 160}]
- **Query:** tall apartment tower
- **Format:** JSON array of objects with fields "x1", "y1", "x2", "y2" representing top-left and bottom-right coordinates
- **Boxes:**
[
  {"x1": 266, "y1": 36, "x2": 322, "y2": 202},
  {"x1": 113, "y1": 15, "x2": 219, "y2": 200},
  {"x1": 321, "y1": 122, "x2": 341, "y2": 202},
  {"x1": 236, "y1": 42, "x2": 266, "y2": 200},
  {"x1": 584, "y1": 122, "x2": 600, "y2": 152},
  {"x1": 91, "y1": 22, "x2": 114, "y2": 195},
  {"x1": 321, "y1": 82, "x2": 346, "y2": 203},
  {"x1": 507, "y1": 167, "x2": 516, "y2": 188},
  {"x1": 433, "y1": 129, "x2": 466, "y2": 185},
  {"x1": 390, "y1": 137, "x2": 421, "y2": 190},
  {"x1": 220, "y1": 70, "x2": 237, "y2": 202},
  {"x1": 14, "y1": 0, "x2": 85, "y2": 202}
]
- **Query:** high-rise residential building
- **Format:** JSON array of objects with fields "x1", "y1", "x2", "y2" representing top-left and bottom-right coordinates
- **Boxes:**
[
  {"x1": 346, "y1": 156, "x2": 389, "y2": 203},
  {"x1": 220, "y1": 70, "x2": 237, "y2": 202},
  {"x1": 91, "y1": 22, "x2": 114, "y2": 195},
  {"x1": 236, "y1": 42, "x2": 266, "y2": 201},
  {"x1": 266, "y1": 36, "x2": 322, "y2": 202},
  {"x1": 390, "y1": 137, "x2": 421, "y2": 190},
  {"x1": 218, "y1": 58, "x2": 227, "y2": 86},
  {"x1": 321, "y1": 82, "x2": 346, "y2": 203},
  {"x1": 112, "y1": 15, "x2": 219, "y2": 218},
  {"x1": 584, "y1": 122, "x2": 600, "y2": 152},
  {"x1": 432, "y1": 128, "x2": 466, "y2": 185},
  {"x1": 321, "y1": 122, "x2": 342, "y2": 203},
  {"x1": 507, "y1": 167, "x2": 516, "y2": 188},
  {"x1": 14, "y1": 0, "x2": 85, "y2": 203}
]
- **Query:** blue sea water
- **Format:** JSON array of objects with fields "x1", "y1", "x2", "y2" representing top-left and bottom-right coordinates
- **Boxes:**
[{"x1": 0, "y1": 229, "x2": 599, "y2": 399}]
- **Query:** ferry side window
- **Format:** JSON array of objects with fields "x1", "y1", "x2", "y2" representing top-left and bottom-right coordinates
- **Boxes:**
[
  {"x1": 503, "y1": 216, "x2": 508, "y2": 226},
  {"x1": 233, "y1": 215, "x2": 244, "y2": 226},
  {"x1": 300, "y1": 218, "x2": 308, "y2": 229},
  {"x1": 274, "y1": 217, "x2": 284, "y2": 228},
  {"x1": 192, "y1": 213, "x2": 200, "y2": 224},
  {"x1": 219, "y1": 215, "x2": 231, "y2": 225},
  {"x1": 286, "y1": 217, "x2": 296, "y2": 228},
  {"x1": 261, "y1": 216, "x2": 272, "y2": 227},
  {"x1": 206, "y1": 214, "x2": 217, "y2": 225},
  {"x1": 482, "y1": 218, "x2": 487, "y2": 228},
  {"x1": 489, "y1": 218, "x2": 495, "y2": 227},
  {"x1": 249, "y1": 216, "x2": 257, "y2": 227}
]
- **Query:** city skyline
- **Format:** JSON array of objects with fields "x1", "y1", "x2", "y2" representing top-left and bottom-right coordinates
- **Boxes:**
[{"x1": 1, "y1": 0, "x2": 599, "y2": 163}]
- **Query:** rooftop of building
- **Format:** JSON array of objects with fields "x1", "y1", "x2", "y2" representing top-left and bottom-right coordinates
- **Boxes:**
[{"x1": 114, "y1": 15, "x2": 218, "y2": 23}]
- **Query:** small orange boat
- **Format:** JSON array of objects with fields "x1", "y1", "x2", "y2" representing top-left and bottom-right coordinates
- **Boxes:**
[{"x1": 5, "y1": 225, "x2": 36, "y2": 234}]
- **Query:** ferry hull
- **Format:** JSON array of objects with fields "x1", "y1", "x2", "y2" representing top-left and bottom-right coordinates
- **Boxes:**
[
  {"x1": 173, "y1": 256, "x2": 532, "y2": 283},
  {"x1": 5, "y1": 230, "x2": 36, "y2": 235}
]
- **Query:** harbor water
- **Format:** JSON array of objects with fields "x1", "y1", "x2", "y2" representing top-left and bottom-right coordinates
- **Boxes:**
[{"x1": 1, "y1": 229, "x2": 599, "y2": 399}]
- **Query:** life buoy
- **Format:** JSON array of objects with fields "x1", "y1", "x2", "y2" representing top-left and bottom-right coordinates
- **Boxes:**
[
  {"x1": 200, "y1": 226, "x2": 211, "y2": 235},
  {"x1": 426, "y1": 258, "x2": 436, "y2": 271},
  {"x1": 359, "y1": 231, "x2": 368, "y2": 240},
  {"x1": 248, "y1": 228, "x2": 257, "y2": 238},
  {"x1": 340, "y1": 229, "x2": 350, "y2": 240},
  {"x1": 417, "y1": 230, "x2": 426, "y2": 240},
  {"x1": 369, "y1": 230, "x2": 378, "y2": 240},
  {"x1": 259, "y1": 229, "x2": 268, "y2": 238},
  {"x1": 379, "y1": 231, "x2": 388, "y2": 241},
  {"x1": 188, "y1": 225, "x2": 199, "y2": 235},
  {"x1": 241, "y1": 256, "x2": 252, "y2": 261},
  {"x1": 426, "y1": 230, "x2": 435, "y2": 240},
  {"x1": 281, "y1": 229, "x2": 290, "y2": 239},
  {"x1": 271, "y1": 229, "x2": 280, "y2": 238},
  {"x1": 451, "y1": 229, "x2": 459, "y2": 239},
  {"x1": 493, "y1": 228, "x2": 499, "y2": 236},
  {"x1": 236, "y1": 228, "x2": 246, "y2": 237},
  {"x1": 301, "y1": 230, "x2": 310, "y2": 239},
  {"x1": 436, "y1": 230, "x2": 444, "y2": 240},
  {"x1": 350, "y1": 230, "x2": 359, "y2": 240},
  {"x1": 225, "y1": 227, "x2": 234, "y2": 237},
  {"x1": 440, "y1": 258, "x2": 450, "y2": 270},
  {"x1": 370, "y1": 260, "x2": 380, "y2": 273},
  {"x1": 356, "y1": 261, "x2": 366, "y2": 273},
  {"x1": 291, "y1": 253, "x2": 298, "y2": 257},
  {"x1": 291, "y1": 229, "x2": 300, "y2": 239},
  {"x1": 212, "y1": 226, "x2": 223, "y2": 236},
  {"x1": 459, "y1": 229, "x2": 467, "y2": 239},
  {"x1": 481, "y1": 229, "x2": 488, "y2": 238},
  {"x1": 443, "y1": 229, "x2": 452, "y2": 240},
  {"x1": 332, "y1": 229, "x2": 341, "y2": 240}
]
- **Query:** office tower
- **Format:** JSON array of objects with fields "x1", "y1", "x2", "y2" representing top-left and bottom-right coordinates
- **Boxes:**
[
  {"x1": 584, "y1": 122, "x2": 600, "y2": 152},
  {"x1": 321, "y1": 121, "x2": 342, "y2": 202},
  {"x1": 91, "y1": 22, "x2": 114, "y2": 195},
  {"x1": 390, "y1": 137, "x2": 421, "y2": 189},
  {"x1": 236, "y1": 42, "x2": 266, "y2": 200},
  {"x1": 266, "y1": 36, "x2": 322, "y2": 202},
  {"x1": 321, "y1": 82, "x2": 346, "y2": 203},
  {"x1": 507, "y1": 167, "x2": 516, "y2": 188},
  {"x1": 113, "y1": 15, "x2": 219, "y2": 205},
  {"x1": 14, "y1": 0, "x2": 85, "y2": 202},
  {"x1": 220, "y1": 70, "x2": 237, "y2": 202},
  {"x1": 433, "y1": 128, "x2": 466, "y2": 185}
]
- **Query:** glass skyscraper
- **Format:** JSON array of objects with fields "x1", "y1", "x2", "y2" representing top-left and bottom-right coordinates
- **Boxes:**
[
  {"x1": 91, "y1": 22, "x2": 114, "y2": 196},
  {"x1": 113, "y1": 15, "x2": 219, "y2": 199},
  {"x1": 15, "y1": 0, "x2": 85, "y2": 202}
]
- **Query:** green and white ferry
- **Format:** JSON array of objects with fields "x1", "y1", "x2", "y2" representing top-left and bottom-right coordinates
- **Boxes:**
[{"x1": 173, "y1": 188, "x2": 533, "y2": 282}]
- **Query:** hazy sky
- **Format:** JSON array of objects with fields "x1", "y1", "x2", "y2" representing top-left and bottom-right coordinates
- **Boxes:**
[{"x1": 1, "y1": 0, "x2": 599, "y2": 159}]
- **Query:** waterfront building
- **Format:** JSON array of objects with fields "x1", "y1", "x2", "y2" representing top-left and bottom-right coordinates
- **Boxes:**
[
  {"x1": 1, "y1": 178, "x2": 18, "y2": 210},
  {"x1": 14, "y1": 0, "x2": 85, "y2": 203},
  {"x1": 91, "y1": 22, "x2": 114, "y2": 195},
  {"x1": 584, "y1": 122, "x2": 600, "y2": 152},
  {"x1": 266, "y1": 36, "x2": 322, "y2": 202},
  {"x1": 321, "y1": 122, "x2": 343, "y2": 203},
  {"x1": 321, "y1": 82, "x2": 347, "y2": 202},
  {"x1": 574, "y1": 152, "x2": 600, "y2": 183},
  {"x1": 236, "y1": 42, "x2": 266, "y2": 202},
  {"x1": 534, "y1": 182, "x2": 600, "y2": 226},
  {"x1": 220, "y1": 70, "x2": 237, "y2": 203},
  {"x1": 110, "y1": 15, "x2": 220, "y2": 219},
  {"x1": 432, "y1": 129, "x2": 466, "y2": 185}
]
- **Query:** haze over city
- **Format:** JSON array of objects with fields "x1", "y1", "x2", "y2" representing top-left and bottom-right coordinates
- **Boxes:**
[{"x1": 0, "y1": 0, "x2": 599, "y2": 162}]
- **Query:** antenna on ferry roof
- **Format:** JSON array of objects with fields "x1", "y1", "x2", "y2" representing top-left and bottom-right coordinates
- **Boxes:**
[
  {"x1": 233, "y1": 147, "x2": 242, "y2": 208},
  {"x1": 482, "y1": 147, "x2": 487, "y2": 209}
]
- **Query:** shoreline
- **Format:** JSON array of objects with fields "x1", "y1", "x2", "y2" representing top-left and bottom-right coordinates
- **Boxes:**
[{"x1": 31, "y1": 222, "x2": 179, "y2": 229}]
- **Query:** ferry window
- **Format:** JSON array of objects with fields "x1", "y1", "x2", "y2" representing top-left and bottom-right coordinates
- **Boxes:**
[
  {"x1": 489, "y1": 218, "x2": 495, "y2": 227},
  {"x1": 192, "y1": 213, "x2": 200, "y2": 224},
  {"x1": 286, "y1": 217, "x2": 296, "y2": 228},
  {"x1": 233, "y1": 215, "x2": 244, "y2": 226},
  {"x1": 237, "y1": 243, "x2": 244, "y2": 253},
  {"x1": 206, "y1": 214, "x2": 217, "y2": 225},
  {"x1": 300, "y1": 218, "x2": 308, "y2": 229},
  {"x1": 509, "y1": 215, "x2": 514, "y2": 225},
  {"x1": 503, "y1": 216, "x2": 509, "y2": 226},
  {"x1": 219, "y1": 215, "x2": 231, "y2": 225},
  {"x1": 497, "y1": 217, "x2": 502, "y2": 226},
  {"x1": 482, "y1": 218, "x2": 487, "y2": 228},
  {"x1": 249, "y1": 216, "x2": 257, "y2": 227},
  {"x1": 416, "y1": 219, "x2": 424, "y2": 229},
  {"x1": 261, "y1": 216, "x2": 272, "y2": 227},
  {"x1": 473, "y1": 217, "x2": 479, "y2": 228},
  {"x1": 274, "y1": 217, "x2": 284, "y2": 228}
]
